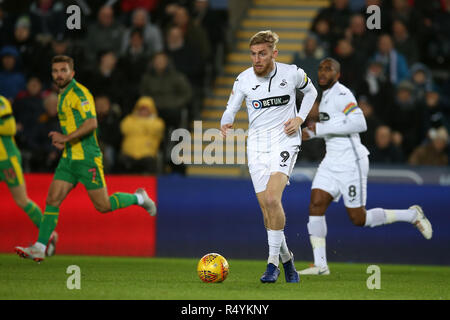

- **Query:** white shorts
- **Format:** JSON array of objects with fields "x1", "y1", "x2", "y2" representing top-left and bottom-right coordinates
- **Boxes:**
[
  {"x1": 248, "y1": 144, "x2": 300, "y2": 194},
  {"x1": 311, "y1": 156, "x2": 369, "y2": 208}
]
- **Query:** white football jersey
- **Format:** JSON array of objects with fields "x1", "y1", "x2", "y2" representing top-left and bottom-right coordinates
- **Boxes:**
[
  {"x1": 315, "y1": 81, "x2": 370, "y2": 168},
  {"x1": 221, "y1": 62, "x2": 314, "y2": 152}
]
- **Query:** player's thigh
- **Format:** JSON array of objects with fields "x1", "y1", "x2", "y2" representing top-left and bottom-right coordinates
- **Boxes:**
[
  {"x1": 46, "y1": 179, "x2": 75, "y2": 207},
  {"x1": 265, "y1": 171, "x2": 288, "y2": 202},
  {"x1": 311, "y1": 165, "x2": 340, "y2": 203},
  {"x1": 309, "y1": 188, "x2": 334, "y2": 216},
  {"x1": 0, "y1": 155, "x2": 25, "y2": 188},
  {"x1": 86, "y1": 187, "x2": 111, "y2": 213},
  {"x1": 76, "y1": 156, "x2": 107, "y2": 191},
  {"x1": 248, "y1": 151, "x2": 270, "y2": 194}
]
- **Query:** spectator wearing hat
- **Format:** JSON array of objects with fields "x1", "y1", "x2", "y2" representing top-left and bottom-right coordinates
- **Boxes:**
[
  {"x1": 409, "y1": 62, "x2": 433, "y2": 103},
  {"x1": 10, "y1": 15, "x2": 41, "y2": 76},
  {"x1": 119, "y1": 96, "x2": 165, "y2": 174},
  {"x1": 409, "y1": 126, "x2": 449, "y2": 166},
  {"x1": 420, "y1": 88, "x2": 450, "y2": 142},
  {"x1": 0, "y1": 46, "x2": 26, "y2": 101}
]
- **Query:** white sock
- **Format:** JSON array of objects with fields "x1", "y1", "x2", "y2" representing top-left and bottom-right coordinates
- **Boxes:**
[
  {"x1": 384, "y1": 209, "x2": 417, "y2": 223},
  {"x1": 34, "y1": 242, "x2": 46, "y2": 252},
  {"x1": 307, "y1": 216, "x2": 327, "y2": 268},
  {"x1": 365, "y1": 208, "x2": 417, "y2": 227},
  {"x1": 364, "y1": 208, "x2": 386, "y2": 227},
  {"x1": 279, "y1": 233, "x2": 292, "y2": 263},
  {"x1": 135, "y1": 193, "x2": 144, "y2": 205},
  {"x1": 310, "y1": 236, "x2": 327, "y2": 268},
  {"x1": 267, "y1": 229, "x2": 283, "y2": 266}
]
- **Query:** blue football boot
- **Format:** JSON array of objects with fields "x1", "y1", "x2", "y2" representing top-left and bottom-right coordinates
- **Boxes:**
[
  {"x1": 260, "y1": 263, "x2": 281, "y2": 283},
  {"x1": 282, "y1": 252, "x2": 300, "y2": 283}
]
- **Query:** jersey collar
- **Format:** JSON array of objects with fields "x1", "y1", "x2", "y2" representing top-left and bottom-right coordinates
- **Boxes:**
[{"x1": 323, "y1": 80, "x2": 339, "y2": 97}]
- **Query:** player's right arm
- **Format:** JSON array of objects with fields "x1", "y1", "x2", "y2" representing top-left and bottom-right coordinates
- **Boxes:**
[
  {"x1": 315, "y1": 92, "x2": 367, "y2": 137},
  {"x1": 49, "y1": 92, "x2": 98, "y2": 147},
  {"x1": 220, "y1": 77, "x2": 245, "y2": 137}
]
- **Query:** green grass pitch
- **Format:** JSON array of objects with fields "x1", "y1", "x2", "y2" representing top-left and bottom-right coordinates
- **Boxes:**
[{"x1": 0, "y1": 254, "x2": 448, "y2": 300}]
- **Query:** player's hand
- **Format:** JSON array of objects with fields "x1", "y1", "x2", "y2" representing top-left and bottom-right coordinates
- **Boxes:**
[
  {"x1": 49, "y1": 131, "x2": 68, "y2": 144},
  {"x1": 53, "y1": 141, "x2": 65, "y2": 150},
  {"x1": 221, "y1": 123, "x2": 233, "y2": 138},
  {"x1": 284, "y1": 117, "x2": 303, "y2": 136}
]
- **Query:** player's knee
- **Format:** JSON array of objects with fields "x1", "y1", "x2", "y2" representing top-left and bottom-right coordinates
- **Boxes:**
[
  {"x1": 349, "y1": 214, "x2": 365, "y2": 227},
  {"x1": 96, "y1": 204, "x2": 111, "y2": 214},
  {"x1": 263, "y1": 192, "x2": 280, "y2": 210},
  {"x1": 46, "y1": 196, "x2": 62, "y2": 208},
  {"x1": 14, "y1": 197, "x2": 29, "y2": 209},
  {"x1": 309, "y1": 199, "x2": 325, "y2": 215}
]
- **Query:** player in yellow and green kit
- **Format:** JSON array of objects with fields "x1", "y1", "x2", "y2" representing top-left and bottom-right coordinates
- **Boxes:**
[
  {"x1": 15, "y1": 55, "x2": 157, "y2": 262},
  {"x1": 0, "y1": 95, "x2": 58, "y2": 256}
]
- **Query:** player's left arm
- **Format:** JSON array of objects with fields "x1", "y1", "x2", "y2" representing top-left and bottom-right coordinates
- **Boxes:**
[
  {"x1": 315, "y1": 94, "x2": 367, "y2": 137},
  {"x1": 285, "y1": 68, "x2": 318, "y2": 135}
]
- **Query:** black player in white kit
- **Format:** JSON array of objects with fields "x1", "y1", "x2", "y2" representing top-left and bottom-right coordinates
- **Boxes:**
[
  {"x1": 298, "y1": 58, "x2": 433, "y2": 275},
  {"x1": 220, "y1": 30, "x2": 318, "y2": 283}
]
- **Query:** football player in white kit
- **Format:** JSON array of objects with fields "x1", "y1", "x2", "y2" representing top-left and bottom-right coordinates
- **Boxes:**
[
  {"x1": 220, "y1": 30, "x2": 318, "y2": 283},
  {"x1": 298, "y1": 58, "x2": 433, "y2": 275}
]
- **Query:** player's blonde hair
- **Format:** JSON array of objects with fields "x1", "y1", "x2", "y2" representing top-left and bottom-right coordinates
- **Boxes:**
[
  {"x1": 249, "y1": 30, "x2": 279, "y2": 51},
  {"x1": 52, "y1": 55, "x2": 74, "y2": 70}
]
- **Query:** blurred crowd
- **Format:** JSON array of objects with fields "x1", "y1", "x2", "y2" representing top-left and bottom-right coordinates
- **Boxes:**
[
  {"x1": 298, "y1": 0, "x2": 450, "y2": 167},
  {"x1": 0, "y1": 0, "x2": 449, "y2": 175},
  {"x1": 0, "y1": 0, "x2": 230, "y2": 174}
]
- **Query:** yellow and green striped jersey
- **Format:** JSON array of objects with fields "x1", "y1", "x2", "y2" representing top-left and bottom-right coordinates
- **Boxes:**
[
  {"x1": 0, "y1": 95, "x2": 19, "y2": 161},
  {"x1": 57, "y1": 79, "x2": 102, "y2": 160}
]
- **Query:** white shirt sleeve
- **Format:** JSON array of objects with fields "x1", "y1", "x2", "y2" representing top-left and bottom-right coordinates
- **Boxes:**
[
  {"x1": 294, "y1": 67, "x2": 317, "y2": 121},
  {"x1": 220, "y1": 77, "x2": 245, "y2": 126},
  {"x1": 315, "y1": 93, "x2": 367, "y2": 137},
  {"x1": 297, "y1": 79, "x2": 317, "y2": 121}
]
